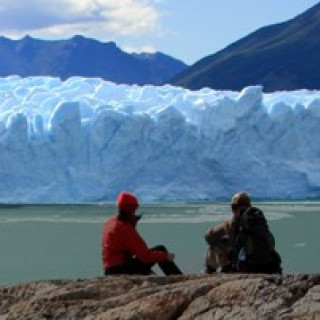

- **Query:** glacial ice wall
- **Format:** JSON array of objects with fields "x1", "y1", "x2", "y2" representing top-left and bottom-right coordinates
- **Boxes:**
[{"x1": 0, "y1": 76, "x2": 320, "y2": 203}]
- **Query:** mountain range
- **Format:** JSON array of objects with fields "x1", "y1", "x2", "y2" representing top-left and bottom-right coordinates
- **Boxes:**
[
  {"x1": 170, "y1": 2, "x2": 320, "y2": 92},
  {"x1": 0, "y1": 2, "x2": 319, "y2": 91},
  {"x1": 0, "y1": 35, "x2": 187, "y2": 85}
]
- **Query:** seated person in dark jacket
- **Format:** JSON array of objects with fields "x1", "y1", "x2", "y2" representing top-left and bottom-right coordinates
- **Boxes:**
[
  {"x1": 230, "y1": 192, "x2": 282, "y2": 274},
  {"x1": 102, "y1": 191, "x2": 182, "y2": 275},
  {"x1": 205, "y1": 192, "x2": 282, "y2": 274}
]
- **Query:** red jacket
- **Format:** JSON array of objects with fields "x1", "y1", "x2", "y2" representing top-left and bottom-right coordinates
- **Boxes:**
[{"x1": 102, "y1": 215, "x2": 169, "y2": 269}]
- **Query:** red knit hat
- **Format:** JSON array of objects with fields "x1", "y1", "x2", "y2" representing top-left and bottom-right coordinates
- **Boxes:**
[{"x1": 117, "y1": 191, "x2": 139, "y2": 214}]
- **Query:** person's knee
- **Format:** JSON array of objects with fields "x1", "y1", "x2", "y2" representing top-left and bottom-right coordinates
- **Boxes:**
[{"x1": 152, "y1": 245, "x2": 168, "y2": 252}]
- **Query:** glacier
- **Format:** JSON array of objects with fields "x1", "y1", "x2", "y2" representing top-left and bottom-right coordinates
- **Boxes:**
[{"x1": 0, "y1": 75, "x2": 320, "y2": 203}]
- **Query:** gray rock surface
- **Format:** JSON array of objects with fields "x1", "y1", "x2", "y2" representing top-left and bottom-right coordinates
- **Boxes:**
[{"x1": 0, "y1": 274, "x2": 320, "y2": 319}]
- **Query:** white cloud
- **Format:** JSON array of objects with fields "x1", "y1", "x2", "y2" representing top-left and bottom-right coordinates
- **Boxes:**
[
  {"x1": 121, "y1": 43, "x2": 156, "y2": 54},
  {"x1": 0, "y1": 0, "x2": 162, "y2": 38}
]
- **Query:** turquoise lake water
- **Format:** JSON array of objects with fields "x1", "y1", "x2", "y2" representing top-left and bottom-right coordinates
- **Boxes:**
[{"x1": 0, "y1": 202, "x2": 319, "y2": 286}]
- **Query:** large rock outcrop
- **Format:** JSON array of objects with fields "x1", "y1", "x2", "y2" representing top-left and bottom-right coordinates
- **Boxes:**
[{"x1": 1, "y1": 274, "x2": 320, "y2": 319}]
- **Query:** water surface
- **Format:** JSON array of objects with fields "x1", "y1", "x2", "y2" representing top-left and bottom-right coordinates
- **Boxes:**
[{"x1": 0, "y1": 202, "x2": 319, "y2": 286}]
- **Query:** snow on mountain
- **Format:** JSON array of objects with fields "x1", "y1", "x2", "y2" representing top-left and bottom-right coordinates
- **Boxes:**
[{"x1": 0, "y1": 76, "x2": 320, "y2": 203}]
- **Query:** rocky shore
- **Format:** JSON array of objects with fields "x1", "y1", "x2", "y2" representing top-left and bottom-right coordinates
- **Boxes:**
[{"x1": 0, "y1": 274, "x2": 320, "y2": 319}]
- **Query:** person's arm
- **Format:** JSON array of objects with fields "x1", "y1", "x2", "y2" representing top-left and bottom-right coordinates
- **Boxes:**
[{"x1": 124, "y1": 225, "x2": 169, "y2": 263}]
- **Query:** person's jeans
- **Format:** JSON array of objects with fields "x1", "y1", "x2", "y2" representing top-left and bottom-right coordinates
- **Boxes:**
[{"x1": 104, "y1": 245, "x2": 182, "y2": 276}]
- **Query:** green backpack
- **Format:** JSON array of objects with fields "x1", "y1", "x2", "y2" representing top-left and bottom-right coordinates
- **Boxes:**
[{"x1": 235, "y1": 207, "x2": 277, "y2": 268}]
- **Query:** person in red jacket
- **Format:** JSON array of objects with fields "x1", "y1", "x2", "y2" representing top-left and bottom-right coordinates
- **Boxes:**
[{"x1": 102, "y1": 191, "x2": 182, "y2": 275}]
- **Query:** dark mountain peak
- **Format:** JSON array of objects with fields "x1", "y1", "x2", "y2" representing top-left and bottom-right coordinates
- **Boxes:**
[
  {"x1": 171, "y1": 2, "x2": 320, "y2": 92},
  {"x1": 14, "y1": 35, "x2": 44, "y2": 53},
  {"x1": 296, "y1": 1, "x2": 320, "y2": 20},
  {"x1": 21, "y1": 34, "x2": 32, "y2": 40},
  {"x1": 0, "y1": 35, "x2": 13, "y2": 44},
  {"x1": 70, "y1": 34, "x2": 87, "y2": 42},
  {"x1": 68, "y1": 35, "x2": 119, "y2": 52},
  {"x1": 18, "y1": 35, "x2": 38, "y2": 44},
  {"x1": 18, "y1": 35, "x2": 51, "y2": 46},
  {"x1": 0, "y1": 34, "x2": 187, "y2": 85},
  {"x1": 69, "y1": 34, "x2": 93, "y2": 47}
]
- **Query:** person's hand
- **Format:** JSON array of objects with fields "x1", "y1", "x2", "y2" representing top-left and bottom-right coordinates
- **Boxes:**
[{"x1": 167, "y1": 253, "x2": 175, "y2": 261}]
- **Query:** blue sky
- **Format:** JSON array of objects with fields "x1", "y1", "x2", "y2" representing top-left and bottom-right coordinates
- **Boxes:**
[{"x1": 0, "y1": 0, "x2": 319, "y2": 64}]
